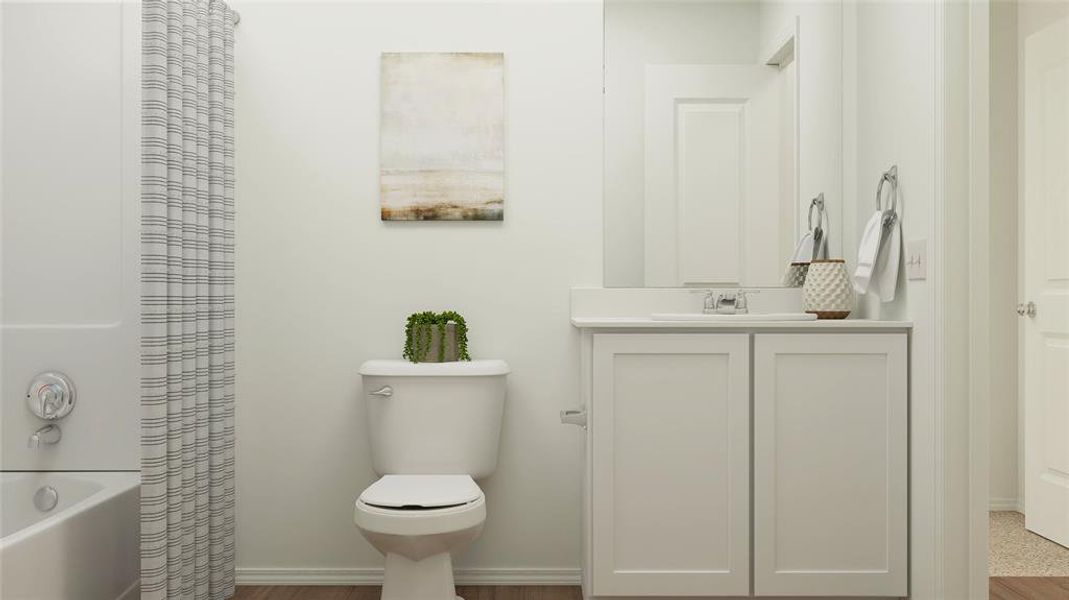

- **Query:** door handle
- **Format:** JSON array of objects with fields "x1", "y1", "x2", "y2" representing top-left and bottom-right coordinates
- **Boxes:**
[{"x1": 1016, "y1": 302, "x2": 1036, "y2": 318}]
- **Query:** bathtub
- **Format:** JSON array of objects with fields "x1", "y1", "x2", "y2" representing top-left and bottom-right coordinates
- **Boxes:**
[{"x1": 0, "y1": 471, "x2": 140, "y2": 600}]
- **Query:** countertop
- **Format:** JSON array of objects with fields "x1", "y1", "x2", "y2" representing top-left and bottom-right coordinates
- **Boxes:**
[{"x1": 570, "y1": 317, "x2": 913, "y2": 330}]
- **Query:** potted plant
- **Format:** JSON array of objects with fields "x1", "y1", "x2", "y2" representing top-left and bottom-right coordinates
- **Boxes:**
[{"x1": 403, "y1": 310, "x2": 472, "y2": 363}]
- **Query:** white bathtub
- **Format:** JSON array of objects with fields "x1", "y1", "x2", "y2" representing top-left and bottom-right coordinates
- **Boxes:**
[{"x1": 0, "y1": 471, "x2": 140, "y2": 600}]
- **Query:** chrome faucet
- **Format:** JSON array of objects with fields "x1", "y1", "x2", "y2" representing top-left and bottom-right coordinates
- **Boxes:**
[
  {"x1": 703, "y1": 290, "x2": 752, "y2": 315},
  {"x1": 28, "y1": 424, "x2": 62, "y2": 449},
  {"x1": 702, "y1": 291, "x2": 718, "y2": 314}
]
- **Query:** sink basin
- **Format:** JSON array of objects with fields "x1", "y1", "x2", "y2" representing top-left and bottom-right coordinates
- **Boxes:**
[{"x1": 650, "y1": 312, "x2": 818, "y2": 322}]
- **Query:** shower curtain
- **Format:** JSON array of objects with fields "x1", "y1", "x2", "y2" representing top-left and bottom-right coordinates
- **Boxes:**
[{"x1": 141, "y1": 1, "x2": 236, "y2": 598}]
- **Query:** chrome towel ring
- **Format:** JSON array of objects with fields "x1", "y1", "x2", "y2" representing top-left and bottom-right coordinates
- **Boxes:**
[
  {"x1": 876, "y1": 165, "x2": 899, "y2": 228},
  {"x1": 808, "y1": 192, "x2": 828, "y2": 233}
]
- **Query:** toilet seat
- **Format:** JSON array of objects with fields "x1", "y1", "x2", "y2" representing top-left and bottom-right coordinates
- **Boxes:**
[
  {"x1": 360, "y1": 475, "x2": 482, "y2": 509},
  {"x1": 355, "y1": 475, "x2": 486, "y2": 537}
]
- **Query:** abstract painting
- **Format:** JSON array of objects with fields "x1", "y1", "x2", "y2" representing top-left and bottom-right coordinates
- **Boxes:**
[{"x1": 380, "y1": 52, "x2": 505, "y2": 221}]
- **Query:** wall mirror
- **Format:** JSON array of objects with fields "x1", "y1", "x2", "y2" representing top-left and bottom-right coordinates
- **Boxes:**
[{"x1": 603, "y1": 0, "x2": 844, "y2": 288}]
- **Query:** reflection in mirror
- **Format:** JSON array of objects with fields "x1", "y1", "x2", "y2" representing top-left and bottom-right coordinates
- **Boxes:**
[{"x1": 604, "y1": 0, "x2": 843, "y2": 288}]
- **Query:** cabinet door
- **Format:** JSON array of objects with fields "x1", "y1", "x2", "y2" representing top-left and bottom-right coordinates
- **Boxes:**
[
  {"x1": 753, "y1": 334, "x2": 907, "y2": 597},
  {"x1": 592, "y1": 334, "x2": 750, "y2": 597}
]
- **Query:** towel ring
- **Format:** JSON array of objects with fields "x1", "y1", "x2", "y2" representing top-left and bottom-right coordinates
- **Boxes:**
[
  {"x1": 876, "y1": 165, "x2": 899, "y2": 227},
  {"x1": 808, "y1": 193, "x2": 827, "y2": 232}
]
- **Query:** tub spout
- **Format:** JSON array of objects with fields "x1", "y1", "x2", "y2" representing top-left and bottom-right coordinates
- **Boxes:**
[{"x1": 28, "y1": 424, "x2": 61, "y2": 449}]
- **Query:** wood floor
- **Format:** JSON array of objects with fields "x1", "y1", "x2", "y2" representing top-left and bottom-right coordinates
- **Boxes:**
[
  {"x1": 233, "y1": 586, "x2": 582, "y2": 600},
  {"x1": 236, "y1": 582, "x2": 1069, "y2": 600},
  {"x1": 990, "y1": 577, "x2": 1069, "y2": 599}
]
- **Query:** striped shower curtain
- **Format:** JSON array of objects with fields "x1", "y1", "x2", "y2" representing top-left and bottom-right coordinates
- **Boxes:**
[{"x1": 141, "y1": 0, "x2": 236, "y2": 598}]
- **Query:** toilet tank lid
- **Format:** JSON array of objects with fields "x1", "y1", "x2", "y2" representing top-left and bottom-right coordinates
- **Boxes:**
[{"x1": 358, "y1": 359, "x2": 510, "y2": 377}]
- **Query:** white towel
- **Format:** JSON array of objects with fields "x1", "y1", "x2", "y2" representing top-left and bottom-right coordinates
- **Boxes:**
[
  {"x1": 790, "y1": 231, "x2": 815, "y2": 263},
  {"x1": 853, "y1": 211, "x2": 884, "y2": 294},
  {"x1": 874, "y1": 217, "x2": 902, "y2": 302},
  {"x1": 812, "y1": 226, "x2": 828, "y2": 261}
]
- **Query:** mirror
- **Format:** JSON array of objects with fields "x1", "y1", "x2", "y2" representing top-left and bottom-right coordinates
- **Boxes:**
[{"x1": 604, "y1": 0, "x2": 844, "y2": 288}]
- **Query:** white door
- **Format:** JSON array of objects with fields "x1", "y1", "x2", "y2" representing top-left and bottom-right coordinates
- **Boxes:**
[
  {"x1": 591, "y1": 334, "x2": 750, "y2": 596},
  {"x1": 1023, "y1": 16, "x2": 1069, "y2": 548},
  {"x1": 644, "y1": 65, "x2": 789, "y2": 287},
  {"x1": 753, "y1": 334, "x2": 908, "y2": 597}
]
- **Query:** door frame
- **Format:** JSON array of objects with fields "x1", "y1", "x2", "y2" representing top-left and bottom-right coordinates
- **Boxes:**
[
  {"x1": 909, "y1": 0, "x2": 990, "y2": 598},
  {"x1": 966, "y1": 2, "x2": 991, "y2": 597},
  {"x1": 959, "y1": 0, "x2": 992, "y2": 597}
]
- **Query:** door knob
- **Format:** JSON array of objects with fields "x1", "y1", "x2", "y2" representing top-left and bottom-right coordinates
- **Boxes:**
[{"x1": 1016, "y1": 301, "x2": 1036, "y2": 318}]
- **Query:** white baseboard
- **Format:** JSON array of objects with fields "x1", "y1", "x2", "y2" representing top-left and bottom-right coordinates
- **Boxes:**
[
  {"x1": 235, "y1": 567, "x2": 582, "y2": 586},
  {"x1": 989, "y1": 498, "x2": 1021, "y2": 512}
]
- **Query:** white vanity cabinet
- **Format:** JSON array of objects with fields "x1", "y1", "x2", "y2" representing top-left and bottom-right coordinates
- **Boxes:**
[
  {"x1": 582, "y1": 328, "x2": 908, "y2": 599},
  {"x1": 753, "y1": 334, "x2": 907, "y2": 598},
  {"x1": 591, "y1": 334, "x2": 751, "y2": 596}
]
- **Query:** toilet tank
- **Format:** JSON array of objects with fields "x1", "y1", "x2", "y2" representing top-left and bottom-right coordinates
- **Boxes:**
[{"x1": 358, "y1": 359, "x2": 509, "y2": 479}]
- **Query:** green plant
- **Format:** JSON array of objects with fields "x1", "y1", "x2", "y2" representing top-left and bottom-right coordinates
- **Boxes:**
[{"x1": 403, "y1": 310, "x2": 471, "y2": 363}]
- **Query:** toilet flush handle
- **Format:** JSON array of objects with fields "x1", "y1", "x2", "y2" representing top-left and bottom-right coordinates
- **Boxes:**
[
  {"x1": 369, "y1": 386, "x2": 393, "y2": 398},
  {"x1": 560, "y1": 408, "x2": 587, "y2": 429}
]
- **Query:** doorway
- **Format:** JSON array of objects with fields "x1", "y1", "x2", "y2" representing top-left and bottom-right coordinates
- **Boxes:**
[{"x1": 988, "y1": 0, "x2": 1069, "y2": 593}]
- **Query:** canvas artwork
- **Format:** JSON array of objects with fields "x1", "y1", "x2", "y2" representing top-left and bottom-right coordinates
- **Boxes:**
[{"x1": 380, "y1": 52, "x2": 505, "y2": 221}]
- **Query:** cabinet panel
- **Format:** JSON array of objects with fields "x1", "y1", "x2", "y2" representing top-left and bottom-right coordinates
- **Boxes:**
[
  {"x1": 753, "y1": 334, "x2": 907, "y2": 597},
  {"x1": 592, "y1": 334, "x2": 750, "y2": 596}
]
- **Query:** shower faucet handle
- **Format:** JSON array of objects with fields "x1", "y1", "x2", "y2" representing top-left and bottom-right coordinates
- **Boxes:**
[{"x1": 26, "y1": 372, "x2": 76, "y2": 420}]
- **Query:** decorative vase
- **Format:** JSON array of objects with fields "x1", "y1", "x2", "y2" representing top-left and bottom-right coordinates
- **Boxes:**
[
  {"x1": 802, "y1": 259, "x2": 854, "y2": 319},
  {"x1": 781, "y1": 262, "x2": 809, "y2": 288},
  {"x1": 411, "y1": 323, "x2": 459, "y2": 362}
]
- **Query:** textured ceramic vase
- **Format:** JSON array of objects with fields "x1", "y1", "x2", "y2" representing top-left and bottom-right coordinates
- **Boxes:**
[
  {"x1": 781, "y1": 262, "x2": 810, "y2": 288},
  {"x1": 802, "y1": 259, "x2": 855, "y2": 319}
]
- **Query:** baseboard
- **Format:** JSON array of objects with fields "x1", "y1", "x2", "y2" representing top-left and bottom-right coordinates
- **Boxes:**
[
  {"x1": 116, "y1": 579, "x2": 140, "y2": 600},
  {"x1": 989, "y1": 498, "x2": 1021, "y2": 512},
  {"x1": 235, "y1": 567, "x2": 582, "y2": 586}
]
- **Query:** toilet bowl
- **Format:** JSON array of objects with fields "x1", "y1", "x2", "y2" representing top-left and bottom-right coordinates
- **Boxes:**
[
  {"x1": 355, "y1": 360, "x2": 509, "y2": 600},
  {"x1": 356, "y1": 475, "x2": 486, "y2": 600}
]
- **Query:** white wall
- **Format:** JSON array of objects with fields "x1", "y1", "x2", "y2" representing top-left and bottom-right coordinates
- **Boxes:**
[
  {"x1": 0, "y1": 0, "x2": 140, "y2": 470},
  {"x1": 603, "y1": 1, "x2": 760, "y2": 286},
  {"x1": 989, "y1": 0, "x2": 1019, "y2": 511},
  {"x1": 849, "y1": 2, "x2": 945, "y2": 596},
  {"x1": 231, "y1": 0, "x2": 602, "y2": 579}
]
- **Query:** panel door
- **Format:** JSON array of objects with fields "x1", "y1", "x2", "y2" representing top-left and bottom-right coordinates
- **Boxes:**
[
  {"x1": 591, "y1": 334, "x2": 750, "y2": 597},
  {"x1": 644, "y1": 64, "x2": 791, "y2": 287},
  {"x1": 753, "y1": 334, "x2": 907, "y2": 597},
  {"x1": 1023, "y1": 15, "x2": 1069, "y2": 549}
]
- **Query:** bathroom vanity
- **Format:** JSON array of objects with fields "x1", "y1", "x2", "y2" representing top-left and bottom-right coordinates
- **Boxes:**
[
  {"x1": 569, "y1": 292, "x2": 911, "y2": 599},
  {"x1": 591, "y1": 1, "x2": 912, "y2": 596}
]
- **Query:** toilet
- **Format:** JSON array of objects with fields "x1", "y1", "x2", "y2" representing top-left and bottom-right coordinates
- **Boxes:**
[{"x1": 355, "y1": 359, "x2": 509, "y2": 600}]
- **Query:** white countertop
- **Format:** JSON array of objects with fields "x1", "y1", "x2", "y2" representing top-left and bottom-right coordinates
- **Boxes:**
[{"x1": 571, "y1": 317, "x2": 913, "y2": 330}]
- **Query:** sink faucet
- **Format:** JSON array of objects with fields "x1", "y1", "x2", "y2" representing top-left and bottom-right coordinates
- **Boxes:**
[
  {"x1": 703, "y1": 291, "x2": 718, "y2": 314},
  {"x1": 28, "y1": 424, "x2": 61, "y2": 449},
  {"x1": 703, "y1": 290, "x2": 752, "y2": 315}
]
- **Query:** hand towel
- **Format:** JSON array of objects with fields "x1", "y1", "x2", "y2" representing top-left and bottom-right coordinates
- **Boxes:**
[
  {"x1": 853, "y1": 211, "x2": 884, "y2": 294},
  {"x1": 874, "y1": 216, "x2": 902, "y2": 302},
  {"x1": 790, "y1": 231, "x2": 815, "y2": 263},
  {"x1": 812, "y1": 226, "x2": 829, "y2": 261}
]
